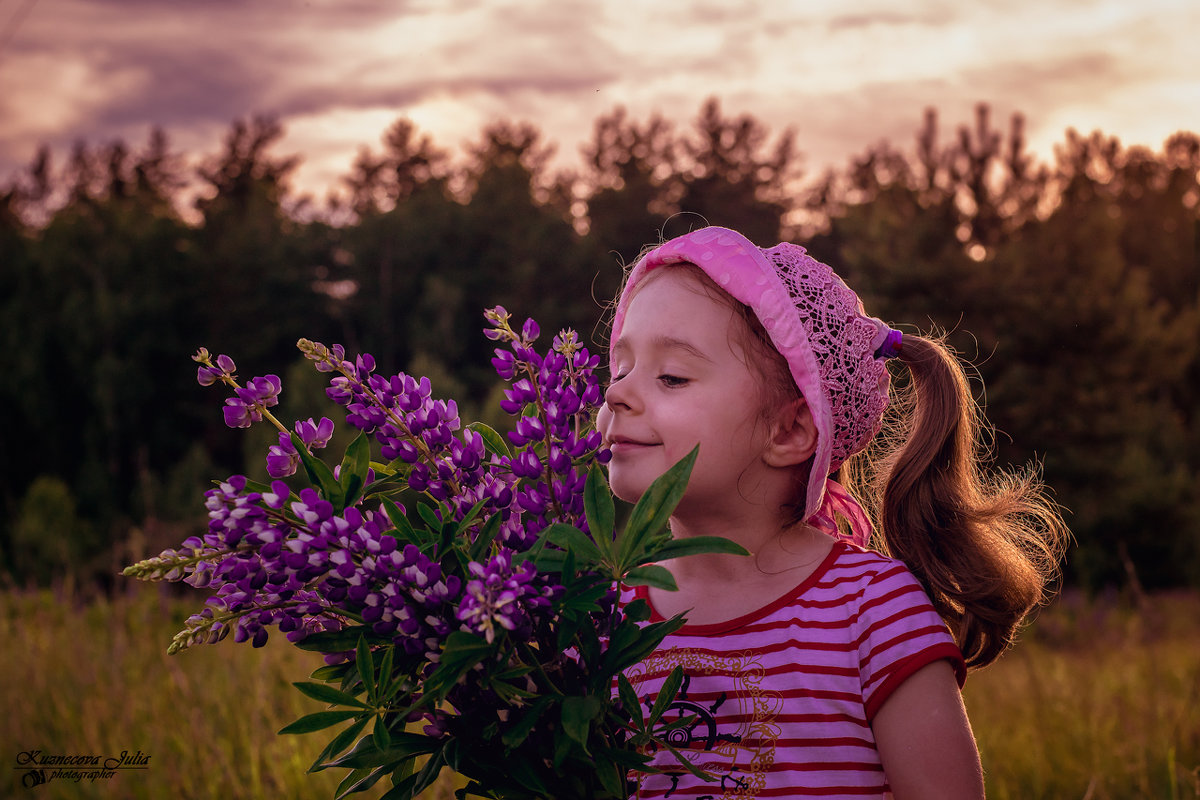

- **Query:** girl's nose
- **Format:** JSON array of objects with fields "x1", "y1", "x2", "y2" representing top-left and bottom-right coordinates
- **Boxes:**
[{"x1": 604, "y1": 374, "x2": 638, "y2": 412}]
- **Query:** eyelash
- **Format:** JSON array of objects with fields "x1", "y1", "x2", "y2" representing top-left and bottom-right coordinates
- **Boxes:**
[{"x1": 605, "y1": 372, "x2": 689, "y2": 388}]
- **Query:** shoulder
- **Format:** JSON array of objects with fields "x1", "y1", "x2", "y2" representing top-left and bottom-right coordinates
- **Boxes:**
[
  {"x1": 812, "y1": 542, "x2": 934, "y2": 612},
  {"x1": 818, "y1": 544, "x2": 967, "y2": 716}
]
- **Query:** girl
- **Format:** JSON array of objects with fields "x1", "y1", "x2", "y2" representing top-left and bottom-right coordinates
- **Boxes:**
[{"x1": 597, "y1": 226, "x2": 1068, "y2": 799}]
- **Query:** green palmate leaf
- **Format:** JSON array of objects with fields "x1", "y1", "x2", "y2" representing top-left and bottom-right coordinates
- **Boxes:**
[
  {"x1": 542, "y1": 522, "x2": 604, "y2": 567},
  {"x1": 338, "y1": 432, "x2": 372, "y2": 508},
  {"x1": 379, "y1": 772, "x2": 419, "y2": 800},
  {"x1": 617, "y1": 446, "x2": 698, "y2": 567},
  {"x1": 528, "y1": 548, "x2": 566, "y2": 573},
  {"x1": 310, "y1": 716, "x2": 370, "y2": 773},
  {"x1": 468, "y1": 514, "x2": 501, "y2": 562},
  {"x1": 647, "y1": 666, "x2": 685, "y2": 727},
  {"x1": 293, "y1": 431, "x2": 344, "y2": 506},
  {"x1": 501, "y1": 696, "x2": 555, "y2": 750},
  {"x1": 293, "y1": 681, "x2": 369, "y2": 709},
  {"x1": 356, "y1": 636, "x2": 376, "y2": 703},
  {"x1": 294, "y1": 625, "x2": 389, "y2": 653},
  {"x1": 373, "y1": 714, "x2": 392, "y2": 750},
  {"x1": 623, "y1": 564, "x2": 678, "y2": 591},
  {"x1": 584, "y1": 463, "x2": 616, "y2": 546},
  {"x1": 465, "y1": 421, "x2": 512, "y2": 459},
  {"x1": 561, "y1": 695, "x2": 603, "y2": 750},
  {"x1": 598, "y1": 758, "x2": 627, "y2": 797},
  {"x1": 335, "y1": 766, "x2": 386, "y2": 800},
  {"x1": 646, "y1": 535, "x2": 750, "y2": 563},
  {"x1": 622, "y1": 597, "x2": 652, "y2": 623},
  {"x1": 278, "y1": 710, "x2": 363, "y2": 735},
  {"x1": 376, "y1": 647, "x2": 398, "y2": 703},
  {"x1": 328, "y1": 732, "x2": 438, "y2": 770},
  {"x1": 423, "y1": 631, "x2": 494, "y2": 698},
  {"x1": 604, "y1": 615, "x2": 688, "y2": 674},
  {"x1": 454, "y1": 497, "x2": 489, "y2": 535},
  {"x1": 616, "y1": 674, "x2": 645, "y2": 731},
  {"x1": 311, "y1": 663, "x2": 352, "y2": 682},
  {"x1": 408, "y1": 742, "x2": 448, "y2": 798},
  {"x1": 657, "y1": 738, "x2": 716, "y2": 783},
  {"x1": 381, "y1": 498, "x2": 420, "y2": 546},
  {"x1": 416, "y1": 501, "x2": 443, "y2": 532}
]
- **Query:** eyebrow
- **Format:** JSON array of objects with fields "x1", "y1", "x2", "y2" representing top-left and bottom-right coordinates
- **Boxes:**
[{"x1": 610, "y1": 334, "x2": 715, "y2": 363}]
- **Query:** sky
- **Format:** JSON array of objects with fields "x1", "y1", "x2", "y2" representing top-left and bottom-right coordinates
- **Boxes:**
[{"x1": 2, "y1": 0, "x2": 1198, "y2": 205}]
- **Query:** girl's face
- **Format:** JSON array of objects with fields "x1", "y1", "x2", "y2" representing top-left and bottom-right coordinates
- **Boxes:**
[{"x1": 597, "y1": 268, "x2": 777, "y2": 514}]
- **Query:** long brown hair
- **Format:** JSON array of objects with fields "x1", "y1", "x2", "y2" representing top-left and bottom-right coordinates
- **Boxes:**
[{"x1": 842, "y1": 333, "x2": 1070, "y2": 669}]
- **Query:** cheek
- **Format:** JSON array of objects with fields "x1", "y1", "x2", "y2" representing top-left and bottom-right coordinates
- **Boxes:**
[{"x1": 596, "y1": 405, "x2": 612, "y2": 435}]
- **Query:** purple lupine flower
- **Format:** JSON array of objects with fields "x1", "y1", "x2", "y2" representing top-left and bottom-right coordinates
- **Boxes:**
[
  {"x1": 266, "y1": 431, "x2": 299, "y2": 477},
  {"x1": 196, "y1": 352, "x2": 237, "y2": 386},
  {"x1": 456, "y1": 550, "x2": 549, "y2": 644}
]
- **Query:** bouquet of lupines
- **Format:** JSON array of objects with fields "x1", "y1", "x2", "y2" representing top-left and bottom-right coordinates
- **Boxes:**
[{"x1": 124, "y1": 307, "x2": 746, "y2": 800}]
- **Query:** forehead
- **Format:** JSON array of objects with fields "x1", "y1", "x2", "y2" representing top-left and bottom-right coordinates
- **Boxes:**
[{"x1": 613, "y1": 268, "x2": 745, "y2": 355}]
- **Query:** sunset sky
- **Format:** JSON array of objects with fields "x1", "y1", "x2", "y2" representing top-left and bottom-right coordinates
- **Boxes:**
[{"x1": 2, "y1": 0, "x2": 1198, "y2": 203}]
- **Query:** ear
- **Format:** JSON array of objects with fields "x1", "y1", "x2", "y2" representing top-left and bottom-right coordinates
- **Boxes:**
[{"x1": 763, "y1": 397, "x2": 818, "y2": 467}]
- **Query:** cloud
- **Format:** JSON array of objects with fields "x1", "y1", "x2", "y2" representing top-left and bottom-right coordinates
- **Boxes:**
[{"x1": 1, "y1": 0, "x2": 1196, "y2": 202}]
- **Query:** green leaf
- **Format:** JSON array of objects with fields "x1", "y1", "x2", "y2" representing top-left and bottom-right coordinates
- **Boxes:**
[
  {"x1": 292, "y1": 681, "x2": 368, "y2": 709},
  {"x1": 376, "y1": 647, "x2": 398, "y2": 703},
  {"x1": 293, "y1": 431, "x2": 344, "y2": 507},
  {"x1": 309, "y1": 715, "x2": 369, "y2": 773},
  {"x1": 648, "y1": 535, "x2": 750, "y2": 562},
  {"x1": 310, "y1": 663, "x2": 352, "y2": 682},
  {"x1": 648, "y1": 666, "x2": 685, "y2": 726},
  {"x1": 379, "y1": 772, "x2": 418, "y2": 800},
  {"x1": 465, "y1": 421, "x2": 511, "y2": 459},
  {"x1": 617, "y1": 446, "x2": 698, "y2": 567},
  {"x1": 381, "y1": 498, "x2": 419, "y2": 545},
  {"x1": 543, "y1": 522, "x2": 604, "y2": 566},
  {"x1": 560, "y1": 695, "x2": 602, "y2": 749},
  {"x1": 529, "y1": 548, "x2": 566, "y2": 573},
  {"x1": 657, "y1": 738, "x2": 716, "y2": 782},
  {"x1": 328, "y1": 732, "x2": 437, "y2": 769},
  {"x1": 622, "y1": 598, "x2": 652, "y2": 623},
  {"x1": 616, "y1": 674, "x2": 645, "y2": 731},
  {"x1": 597, "y1": 758, "x2": 626, "y2": 797},
  {"x1": 423, "y1": 632, "x2": 494, "y2": 698},
  {"x1": 356, "y1": 636, "x2": 376, "y2": 703},
  {"x1": 293, "y1": 626, "x2": 389, "y2": 653},
  {"x1": 623, "y1": 564, "x2": 678, "y2": 591},
  {"x1": 468, "y1": 514, "x2": 501, "y2": 562},
  {"x1": 584, "y1": 463, "x2": 615, "y2": 547},
  {"x1": 416, "y1": 501, "x2": 443, "y2": 531},
  {"x1": 408, "y1": 742, "x2": 447, "y2": 797},
  {"x1": 372, "y1": 714, "x2": 391, "y2": 751},
  {"x1": 278, "y1": 710, "x2": 362, "y2": 735},
  {"x1": 501, "y1": 696, "x2": 554, "y2": 749},
  {"x1": 339, "y1": 432, "x2": 372, "y2": 508},
  {"x1": 335, "y1": 767, "x2": 386, "y2": 800}
]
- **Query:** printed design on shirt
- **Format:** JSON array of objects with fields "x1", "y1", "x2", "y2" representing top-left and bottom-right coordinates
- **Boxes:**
[{"x1": 625, "y1": 647, "x2": 783, "y2": 798}]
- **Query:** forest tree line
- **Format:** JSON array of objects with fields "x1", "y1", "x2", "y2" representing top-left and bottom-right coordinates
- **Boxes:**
[{"x1": 1, "y1": 99, "x2": 1197, "y2": 592}]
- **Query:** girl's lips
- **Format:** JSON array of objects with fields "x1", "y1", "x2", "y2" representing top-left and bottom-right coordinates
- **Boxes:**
[{"x1": 607, "y1": 438, "x2": 659, "y2": 454}]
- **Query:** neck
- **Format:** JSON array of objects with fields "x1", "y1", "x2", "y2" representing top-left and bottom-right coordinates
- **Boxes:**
[{"x1": 664, "y1": 500, "x2": 824, "y2": 582}]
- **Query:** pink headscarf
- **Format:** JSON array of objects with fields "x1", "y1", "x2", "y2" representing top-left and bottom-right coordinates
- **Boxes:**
[{"x1": 611, "y1": 227, "x2": 899, "y2": 547}]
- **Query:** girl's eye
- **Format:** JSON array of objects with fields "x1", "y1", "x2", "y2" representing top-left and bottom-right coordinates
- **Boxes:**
[{"x1": 658, "y1": 374, "x2": 689, "y2": 388}]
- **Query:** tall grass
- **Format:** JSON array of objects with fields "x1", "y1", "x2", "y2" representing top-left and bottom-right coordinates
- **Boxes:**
[
  {"x1": 2, "y1": 584, "x2": 1197, "y2": 799},
  {"x1": 0, "y1": 584, "x2": 436, "y2": 800},
  {"x1": 965, "y1": 590, "x2": 1200, "y2": 799}
]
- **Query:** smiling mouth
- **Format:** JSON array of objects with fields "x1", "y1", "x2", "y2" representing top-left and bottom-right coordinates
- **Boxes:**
[{"x1": 606, "y1": 437, "x2": 660, "y2": 452}]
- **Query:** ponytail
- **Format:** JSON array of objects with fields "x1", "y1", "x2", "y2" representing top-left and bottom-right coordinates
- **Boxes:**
[{"x1": 845, "y1": 334, "x2": 1070, "y2": 669}]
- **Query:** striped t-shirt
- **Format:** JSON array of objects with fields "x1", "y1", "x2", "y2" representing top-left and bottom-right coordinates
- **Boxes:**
[{"x1": 621, "y1": 540, "x2": 965, "y2": 799}]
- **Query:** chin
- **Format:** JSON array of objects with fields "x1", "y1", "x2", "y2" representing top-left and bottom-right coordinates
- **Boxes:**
[{"x1": 606, "y1": 471, "x2": 647, "y2": 505}]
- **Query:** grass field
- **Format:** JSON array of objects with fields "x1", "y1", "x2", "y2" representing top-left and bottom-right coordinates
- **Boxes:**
[{"x1": 3, "y1": 584, "x2": 1197, "y2": 799}]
